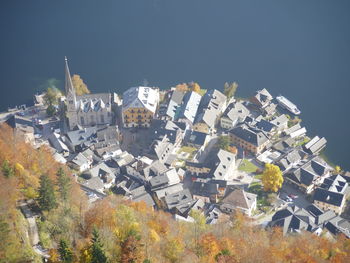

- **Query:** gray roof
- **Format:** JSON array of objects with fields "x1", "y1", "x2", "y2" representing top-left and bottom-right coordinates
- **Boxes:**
[
  {"x1": 195, "y1": 89, "x2": 227, "y2": 128},
  {"x1": 83, "y1": 177, "x2": 105, "y2": 193},
  {"x1": 286, "y1": 156, "x2": 330, "y2": 187},
  {"x1": 177, "y1": 91, "x2": 202, "y2": 124},
  {"x1": 314, "y1": 188, "x2": 345, "y2": 207},
  {"x1": 166, "y1": 90, "x2": 185, "y2": 119},
  {"x1": 221, "y1": 188, "x2": 256, "y2": 210},
  {"x1": 192, "y1": 181, "x2": 219, "y2": 197},
  {"x1": 154, "y1": 183, "x2": 184, "y2": 200},
  {"x1": 284, "y1": 123, "x2": 301, "y2": 136},
  {"x1": 224, "y1": 101, "x2": 250, "y2": 123},
  {"x1": 252, "y1": 88, "x2": 273, "y2": 106},
  {"x1": 187, "y1": 130, "x2": 208, "y2": 146},
  {"x1": 230, "y1": 123, "x2": 269, "y2": 147},
  {"x1": 122, "y1": 86, "x2": 159, "y2": 113},
  {"x1": 68, "y1": 152, "x2": 90, "y2": 167},
  {"x1": 65, "y1": 127, "x2": 97, "y2": 146},
  {"x1": 270, "y1": 206, "x2": 317, "y2": 235},
  {"x1": 164, "y1": 189, "x2": 193, "y2": 210},
  {"x1": 270, "y1": 114, "x2": 289, "y2": 128}
]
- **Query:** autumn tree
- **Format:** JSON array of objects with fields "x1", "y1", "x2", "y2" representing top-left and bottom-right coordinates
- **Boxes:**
[
  {"x1": 72, "y1": 74, "x2": 90, "y2": 96},
  {"x1": 1, "y1": 160, "x2": 14, "y2": 178},
  {"x1": 90, "y1": 228, "x2": 108, "y2": 263},
  {"x1": 261, "y1": 163, "x2": 283, "y2": 192},
  {"x1": 121, "y1": 234, "x2": 143, "y2": 263},
  {"x1": 162, "y1": 237, "x2": 184, "y2": 263},
  {"x1": 175, "y1": 83, "x2": 189, "y2": 92},
  {"x1": 216, "y1": 136, "x2": 231, "y2": 151},
  {"x1": 191, "y1": 82, "x2": 201, "y2": 94},
  {"x1": 44, "y1": 80, "x2": 62, "y2": 106},
  {"x1": 58, "y1": 239, "x2": 74, "y2": 263},
  {"x1": 224, "y1": 82, "x2": 238, "y2": 99},
  {"x1": 38, "y1": 174, "x2": 58, "y2": 211},
  {"x1": 56, "y1": 167, "x2": 71, "y2": 202},
  {"x1": 333, "y1": 165, "x2": 342, "y2": 175}
]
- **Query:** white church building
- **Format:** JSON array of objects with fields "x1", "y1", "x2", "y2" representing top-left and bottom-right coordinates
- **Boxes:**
[{"x1": 64, "y1": 57, "x2": 115, "y2": 130}]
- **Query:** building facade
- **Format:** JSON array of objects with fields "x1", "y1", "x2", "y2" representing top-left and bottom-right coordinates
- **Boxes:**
[
  {"x1": 64, "y1": 57, "x2": 114, "y2": 130},
  {"x1": 122, "y1": 86, "x2": 159, "y2": 128}
]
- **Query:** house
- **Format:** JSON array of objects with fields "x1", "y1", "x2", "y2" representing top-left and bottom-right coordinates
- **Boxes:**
[
  {"x1": 67, "y1": 152, "x2": 92, "y2": 172},
  {"x1": 303, "y1": 136, "x2": 327, "y2": 155},
  {"x1": 129, "y1": 185, "x2": 155, "y2": 208},
  {"x1": 64, "y1": 58, "x2": 114, "y2": 130},
  {"x1": 87, "y1": 162, "x2": 116, "y2": 189},
  {"x1": 186, "y1": 148, "x2": 236, "y2": 181},
  {"x1": 193, "y1": 89, "x2": 227, "y2": 134},
  {"x1": 283, "y1": 123, "x2": 301, "y2": 136},
  {"x1": 149, "y1": 168, "x2": 181, "y2": 190},
  {"x1": 6, "y1": 115, "x2": 35, "y2": 145},
  {"x1": 250, "y1": 88, "x2": 273, "y2": 109},
  {"x1": 229, "y1": 123, "x2": 270, "y2": 154},
  {"x1": 277, "y1": 148, "x2": 306, "y2": 172},
  {"x1": 165, "y1": 89, "x2": 185, "y2": 120},
  {"x1": 272, "y1": 137, "x2": 296, "y2": 153},
  {"x1": 290, "y1": 127, "x2": 307, "y2": 139},
  {"x1": 122, "y1": 86, "x2": 159, "y2": 128},
  {"x1": 285, "y1": 156, "x2": 332, "y2": 194},
  {"x1": 270, "y1": 114, "x2": 289, "y2": 132},
  {"x1": 269, "y1": 206, "x2": 321, "y2": 236},
  {"x1": 176, "y1": 91, "x2": 202, "y2": 125},
  {"x1": 82, "y1": 177, "x2": 105, "y2": 194},
  {"x1": 313, "y1": 174, "x2": 348, "y2": 214},
  {"x1": 192, "y1": 181, "x2": 220, "y2": 203},
  {"x1": 63, "y1": 127, "x2": 97, "y2": 152},
  {"x1": 147, "y1": 135, "x2": 175, "y2": 164},
  {"x1": 220, "y1": 101, "x2": 250, "y2": 130},
  {"x1": 220, "y1": 188, "x2": 257, "y2": 217},
  {"x1": 164, "y1": 189, "x2": 195, "y2": 216},
  {"x1": 186, "y1": 130, "x2": 210, "y2": 149},
  {"x1": 262, "y1": 102, "x2": 277, "y2": 117},
  {"x1": 48, "y1": 132, "x2": 69, "y2": 154},
  {"x1": 149, "y1": 119, "x2": 186, "y2": 147}
]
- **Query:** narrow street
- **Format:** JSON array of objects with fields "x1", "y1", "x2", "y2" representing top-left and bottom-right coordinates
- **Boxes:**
[{"x1": 19, "y1": 200, "x2": 50, "y2": 259}]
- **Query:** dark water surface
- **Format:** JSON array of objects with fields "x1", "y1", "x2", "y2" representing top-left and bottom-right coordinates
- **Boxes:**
[{"x1": 1, "y1": 0, "x2": 349, "y2": 169}]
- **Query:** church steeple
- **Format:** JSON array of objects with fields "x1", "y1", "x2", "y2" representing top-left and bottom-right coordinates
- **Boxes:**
[{"x1": 64, "y1": 56, "x2": 77, "y2": 112}]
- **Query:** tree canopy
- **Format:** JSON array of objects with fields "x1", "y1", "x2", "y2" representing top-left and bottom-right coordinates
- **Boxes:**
[
  {"x1": 261, "y1": 163, "x2": 284, "y2": 192},
  {"x1": 38, "y1": 174, "x2": 58, "y2": 211},
  {"x1": 72, "y1": 74, "x2": 90, "y2": 96},
  {"x1": 224, "y1": 82, "x2": 238, "y2": 99}
]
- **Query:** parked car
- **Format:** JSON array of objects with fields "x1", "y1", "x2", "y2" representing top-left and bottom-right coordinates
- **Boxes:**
[
  {"x1": 283, "y1": 196, "x2": 293, "y2": 202},
  {"x1": 288, "y1": 194, "x2": 298, "y2": 199}
]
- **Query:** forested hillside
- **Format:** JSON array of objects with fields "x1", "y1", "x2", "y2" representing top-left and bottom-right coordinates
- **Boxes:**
[{"x1": 1, "y1": 123, "x2": 349, "y2": 263}]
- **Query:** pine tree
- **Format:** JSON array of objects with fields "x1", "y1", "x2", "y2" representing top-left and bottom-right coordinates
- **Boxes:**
[
  {"x1": 38, "y1": 174, "x2": 57, "y2": 211},
  {"x1": 58, "y1": 239, "x2": 74, "y2": 263},
  {"x1": 1, "y1": 160, "x2": 14, "y2": 178},
  {"x1": 91, "y1": 228, "x2": 108, "y2": 263},
  {"x1": 56, "y1": 167, "x2": 71, "y2": 202}
]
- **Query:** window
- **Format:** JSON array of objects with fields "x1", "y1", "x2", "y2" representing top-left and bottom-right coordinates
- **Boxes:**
[
  {"x1": 80, "y1": 116, "x2": 85, "y2": 125},
  {"x1": 100, "y1": 114, "x2": 104, "y2": 123},
  {"x1": 90, "y1": 115, "x2": 94, "y2": 123},
  {"x1": 69, "y1": 100, "x2": 73, "y2": 104}
]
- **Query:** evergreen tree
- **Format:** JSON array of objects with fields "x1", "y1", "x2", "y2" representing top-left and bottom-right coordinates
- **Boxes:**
[
  {"x1": 38, "y1": 175, "x2": 57, "y2": 211},
  {"x1": 58, "y1": 239, "x2": 73, "y2": 263},
  {"x1": 1, "y1": 160, "x2": 14, "y2": 178},
  {"x1": 91, "y1": 228, "x2": 108, "y2": 263},
  {"x1": 56, "y1": 167, "x2": 71, "y2": 202}
]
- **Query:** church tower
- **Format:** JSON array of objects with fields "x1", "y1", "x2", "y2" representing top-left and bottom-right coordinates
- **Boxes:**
[
  {"x1": 65, "y1": 57, "x2": 77, "y2": 111},
  {"x1": 65, "y1": 57, "x2": 78, "y2": 129}
]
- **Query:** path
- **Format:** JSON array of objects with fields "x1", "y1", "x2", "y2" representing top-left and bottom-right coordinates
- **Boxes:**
[{"x1": 19, "y1": 200, "x2": 50, "y2": 259}]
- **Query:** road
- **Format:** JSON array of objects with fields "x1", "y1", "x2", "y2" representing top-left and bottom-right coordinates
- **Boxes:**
[{"x1": 19, "y1": 200, "x2": 50, "y2": 259}]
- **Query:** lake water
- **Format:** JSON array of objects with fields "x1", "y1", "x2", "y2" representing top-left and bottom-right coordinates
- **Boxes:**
[{"x1": 1, "y1": 0, "x2": 349, "y2": 169}]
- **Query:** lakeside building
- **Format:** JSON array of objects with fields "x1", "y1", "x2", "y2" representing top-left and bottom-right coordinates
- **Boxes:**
[
  {"x1": 122, "y1": 86, "x2": 159, "y2": 128},
  {"x1": 65, "y1": 57, "x2": 114, "y2": 130}
]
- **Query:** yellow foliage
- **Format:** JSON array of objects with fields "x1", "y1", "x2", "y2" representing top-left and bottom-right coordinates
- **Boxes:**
[
  {"x1": 72, "y1": 74, "x2": 90, "y2": 96},
  {"x1": 261, "y1": 163, "x2": 283, "y2": 192},
  {"x1": 150, "y1": 229, "x2": 160, "y2": 242},
  {"x1": 14, "y1": 163, "x2": 24, "y2": 177}
]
